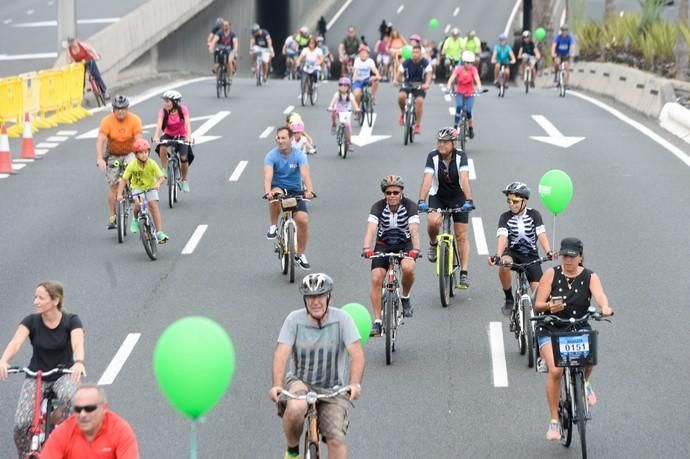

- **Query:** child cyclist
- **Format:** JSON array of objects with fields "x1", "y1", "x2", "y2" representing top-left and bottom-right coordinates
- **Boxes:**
[
  {"x1": 290, "y1": 121, "x2": 317, "y2": 155},
  {"x1": 116, "y1": 139, "x2": 168, "y2": 243},
  {"x1": 327, "y1": 77, "x2": 360, "y2": 148}
]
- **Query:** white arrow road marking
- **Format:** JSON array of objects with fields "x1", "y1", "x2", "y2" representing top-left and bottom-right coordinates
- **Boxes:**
[
  {"x1": 489, "y1": 322, "x2": 509, "y2": 387},
  {"x1": 228, "y1": 160, "x2": 248, "y2": 182},
  {"x1": 182, "y1": 224, "x2": 208, "y2": 254},
  {"x1": 98, "y1": 333, "x2": 141, "y2": 385},
  {"x1": 471, "y1": 217, "x2": 489, "y2": 255},
  {"x1": 351, "y1": 113, "x2": 391, "y2": 147},
  {"x1": 530, "y1": 115, "x2": 585, "y2": 148},
  {"x1": 193, "y1": 110, "x2": 230, "y2": 145},
  {"x1": 76, "y1": 114, "x2": 219, "y2": 139},
  {"x1": 259, "y1": 126, "x2": 274, "y2": 139}
]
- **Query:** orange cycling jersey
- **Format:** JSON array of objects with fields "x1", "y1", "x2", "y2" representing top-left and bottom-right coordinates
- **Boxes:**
[{"x1": 99, "y1": 113, "x2": 143, "y2": 156}]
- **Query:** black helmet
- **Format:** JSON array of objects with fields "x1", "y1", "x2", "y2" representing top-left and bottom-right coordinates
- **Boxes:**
[
  {"x1": 112, "y1": 95, "x2": 130, "y2": 109},
  {"x1": 299, "y1": 273, "x2": 334, "y2": 296},
  {"x1": 437, "y1": 126, "x2": 458, "y2": 141},
  {"x1": 215, "y1": 17, "x2": 224, "y2": 27},
  {"x1": 502, "y1": 181, "x2": 530, "y2": 199},
  {"x1": 380, "y1": 174, "x2": 405, "y2": 192},
  {"x1": 251, "y1": 23, "x2": 260, "y2": 33}
]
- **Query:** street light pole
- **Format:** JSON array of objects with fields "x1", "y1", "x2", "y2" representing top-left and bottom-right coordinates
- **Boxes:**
[{"x1": 57, "y1": 0, "x2": 77, "y2": 53}]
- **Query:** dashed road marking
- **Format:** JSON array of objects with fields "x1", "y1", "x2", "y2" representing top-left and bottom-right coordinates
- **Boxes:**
[
  {"x1": 471, "y1": 217, "x2": 489, "y2": 255},
  {"x1": 26, "y1": 9, "x2": 35, "y2": 15},
  {"x1": 181, "y1": 224, "x2": 208, "y2": 255},
  {"x1": 444, "y1": 24, "x2": 451, "y2": 34},
  {"x1": 228, "y1": 160, "x2": 248, "y2": 182},
  {"x1": 46, "y1": 136, "x2": 68, "y2": 142},
  {"x1": 489, "y1": 322, "x2": 509, "y2": 387},
  {"x1": 259, "y1": 126, "x2": 274, "y2": 139},
  {"x1": 56, "y1": 130, "x2": 77, "y2": 136},
  {"x1": 283, "y1": 105, "x2": 295, "y2": 115},
  {"x1": 397, "y1": 4, "x2": 405, "y2": 14},
  {"x1": 35, "y1": 149, "x2": 48, "y2": 156},
  {"x1": 12, "y1": 163, "x2": 26, "y2": 171},
  {"x1": 453, "y1": 7, "x2": 460, "y2": 16},
  {"x1": 36, "y1": 142, "x2": 58, "y2": 148},
  {"x1": 3, "y1": 19, "x2": 12, "y2": 25},
  {"x1": 98, "y1": 333, "x2": 141, "y2": 385},
  {"x1": 448, "y1": 107, "x2": 455, "y2": 116},
  {"x1": 444, "y1": 94, "x2": 451, "y2": 102}
]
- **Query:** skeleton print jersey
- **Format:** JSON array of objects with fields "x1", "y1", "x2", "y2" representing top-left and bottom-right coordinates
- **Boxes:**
[
  {"x1": 496, "y1": 208, "x2": 546, "y2": 256},
  {"x1": 368, "y1": 198, "x2": 420, "y2": 246}
]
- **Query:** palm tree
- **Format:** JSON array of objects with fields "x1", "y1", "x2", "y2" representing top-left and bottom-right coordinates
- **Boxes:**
[
  {"x1": 676, "y1": 0, "x2": 689, "y2": 78},
  {"x1": 605, "y1": 0, "x2": 616, "y2": 19}
]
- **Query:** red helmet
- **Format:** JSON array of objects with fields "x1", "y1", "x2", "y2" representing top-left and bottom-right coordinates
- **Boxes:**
[{"x1": 132, "y1": 138, "x2": 150, "y2": 153}]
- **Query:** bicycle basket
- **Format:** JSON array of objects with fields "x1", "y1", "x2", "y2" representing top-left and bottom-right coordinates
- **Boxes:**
[
  {"x1": 550, "y1": 329, "x2": 598, "y2": 367},
  {"x1": 338, "y1": 112, "x2": 351, "y2": 124},
  {"x1": 280, "y1": 197, "x2": 298, "y2": 211}
]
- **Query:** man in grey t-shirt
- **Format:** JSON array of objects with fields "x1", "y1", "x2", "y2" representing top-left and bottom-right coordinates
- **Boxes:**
[{"x1": 270, "y1": 273, "x2": 364, "y2": 459}]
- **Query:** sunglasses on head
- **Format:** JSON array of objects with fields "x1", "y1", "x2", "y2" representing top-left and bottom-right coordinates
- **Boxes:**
[
  {"x1": 73, "y1": 404, "x2": 99, "y2": 414},
  {"x1": 507, "y1": 198, "x2": 523, "y2": 205},
  {"x1": 385, "y1": 190, "x2": 401, "y2": 196}
]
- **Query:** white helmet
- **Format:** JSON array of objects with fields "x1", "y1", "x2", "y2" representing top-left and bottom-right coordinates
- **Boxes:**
[
  {"x1": 461, "y1": 50, "x2": 475, "y2": 63},
  {"x1": 522, "y1": 30, "x2": 531, "y2": 37},
  {"x1": 162, "y1": 90, "x2": 182, "y2": 102}
]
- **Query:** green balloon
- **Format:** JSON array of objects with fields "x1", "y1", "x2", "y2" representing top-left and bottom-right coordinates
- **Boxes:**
[
  {"x1": 535, "y1": 27, "x2": 546, "y2": 41},
  {"x1": 401, "y1": 44, "x2": 413, "y2": 60},
  {"x1": 341, "y1": 303, "x2": 372, "y2": 344},
  {"x1": 538, "y1": 169, "x2": 574, "y2": 215},
  {"x1": 428, "y1": 18, "x2": 439, "y2": 30},
  {"x1": 153, "y1": 316, "x2": 236, "y2": 419}
]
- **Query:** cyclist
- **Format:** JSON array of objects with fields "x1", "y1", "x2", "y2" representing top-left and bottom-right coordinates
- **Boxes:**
[
  {"x1": 441, "y1": 28, "x2": 464, "y2": 76},
  {"x1": 338, "y1": 25, "x2": 361, "y2": 76},
  {"x1": 408, "y1": 33, "x2": 427, "y2": 58},
  {"x1": 491, "y1": 33, "x2": 516, "y2": 86},
  {"x1": 294, "y1": 26, "x2": 310, "y2": 50},
  {"x1": 316, "y1": 36, "x2": 332, "y2": 79},
  {"x1": 250, "y1": 23, "x2": 274, "y2": 82},
  {"x1": 263, "y1": 126, "x2": 316, "y2": 270},
  {"x1": 446, "y1": 50, "x2": 483, "y2": 139},
  {"x1": 41, "y1": 384, "x2": 140, "y2": 458},
  {"x1": 518, "y1": 30, "x2": 541, "y2": 88},
  {"x1": 206, "y1": 17, "x2": 223, "y2": 48},
  {"x1": 0, "y1": 281, "x2": 86, "y2": 457},
  {"x1": 394, "y1": 44, "x2": 433, "y2": 134},
  {"x1": 533, "y1": 237, "x2": 613, "y2": 441},
  {"x1": 296, "y1": 36, "x2": 324, "y2": 92},
  {"x1": 327, "y1": 77, "x2": 360, "y2": 149},
  {"x1": 153, "y1": 90, "x2": 193, "y2": 192},
  {"x1": 269, "y1": 273, "x2": 364, "y2": 459},
  {"x1": 289, "y1": 121, "x2": 316, "y2": 156},
  {"x1": 488, "y1": 182, "x2": 554, "y2": 315},
  {"x1": 208, "y1": 20, "x2": 239, "y2": 78},
  {"x1": 417, "y1": 128, "x2": 475, "y2": 288},
  {"x1": 352, "y1": 44, "x2": 381, "y2": 106},
  {"x1": 362, "y1": 175, "x2": 421, "y2": 336},
  {"x1": 117, "y1": 139, "x2": 168, "y2": 243},
  {"x1": 551, "y1": 24, "x2": 574, "y2": 87},
  {"x1": 96, "y1": 95, "x2": 143, "y2": 230},
  {"x1": 464, "y1": 30, "x2": 482, "y2": 55},
  {"x1": 423, "y1": 39, "x2": 439, "y2": 80},
  {"x1": 66, "y1": 36, "x2": 109, "y2": 99},
  {"x1": 282, "y1": 33, "x2": 301, "y2": 79}
]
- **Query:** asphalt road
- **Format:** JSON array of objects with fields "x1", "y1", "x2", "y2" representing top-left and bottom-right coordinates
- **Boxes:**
[{"x1": 1, "y1": 0, "x2": 690, "y2": 458}]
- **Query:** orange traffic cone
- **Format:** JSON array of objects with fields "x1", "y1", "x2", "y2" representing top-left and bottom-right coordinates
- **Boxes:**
[
  {"x1": 0, "y1": 123, "x2": 15, "y2": 174},
  {"x1": 21, "y1": 113, "x2": 36, "y2": 160}
]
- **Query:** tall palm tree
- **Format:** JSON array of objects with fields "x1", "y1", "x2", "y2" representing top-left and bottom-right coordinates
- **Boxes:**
[{"x1": 676, "y1": 0, "x2": 689, "y2": 78}]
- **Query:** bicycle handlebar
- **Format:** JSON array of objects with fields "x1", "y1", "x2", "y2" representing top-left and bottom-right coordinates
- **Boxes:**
[
  {"x1": 496, "y1": 255, "x2": 552, "y2": 269},
  {"x1": 8, "y1": 367, "x2": 73, "y2": 378},
  {"x1": 262, "y1": 192, "x2": 315, "y2": 201},
  {"x1": 448, "y1": 89, "x2": 489, "y2": 97},
  {"x1": 154, "y1": 138, "x2": 194, "y2": 146},
  {"x1": 422, "y1": 207, "x2": 468, "y2": 214},
  {"x1": 281, "y1": 386, "x2": 351, "y2": 402},
  {"x1": 530, "y1": 307, "x2": 614, "y2": 325},
  {"x1": 365, "y1": 251, "x2": 422, "y2": 260}
]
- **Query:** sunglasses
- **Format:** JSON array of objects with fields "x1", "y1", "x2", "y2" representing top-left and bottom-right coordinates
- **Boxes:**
[
  {"x1": 73, "y1": 404, "x2": 99, "y2": 414},
  {"x1": 507, "y1": 198, "x2": 523, "y2": 205},
  {"x1": 385, "y1": 190, "x2": 401, "y2": 196},
  {"x1": 338, "y1": 84, "x2": 349, "y2": 87}
]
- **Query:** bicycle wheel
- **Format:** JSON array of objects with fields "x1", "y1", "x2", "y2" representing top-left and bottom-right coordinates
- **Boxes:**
[
  {"x1": 300, "y1": 78, "x2": 307, "y2": 106},
  {"x1": 287, "y1": 223, "x2": 296, "y2": 283},
  {"x1": 223, "y1": 75, "x2": 229, "y2": 98},
  {"x1": 559, "y1": 71, "x2": 566, "y2": 97},
  {"x1": 116, "y1": 199, "x2": 126, "y2": 243},
  {"x1": 366, "y1": 92, "x2": 374, "y2": 126},
  {"x1": 216, "y1": 70, "x2": 223, "y2": 98},
  {"x1": 574, "y1": 373, "x2": 588, "y2": 458},
  {"x1": 409, "y1": 111, "x2": 415, "y2": 143},
  {"x1": 306, "y1": 442, "x2": 319, "y2": 459},
  {"x1": 310, "y1": 79, "x2": 318, "y2": 105},
  {"x1": 438, "y1": 243, "x2": 451, "y2": 308},
  {"x1": 459, "y1": 117, "x2": 467, "y2": 151},
  {"x1": 522, "y1": 297, "x2": 534, "y2": 367},
  {"x1": 560, "y1": 375, "x2": 573, "y2": 447},
  {"x1": 336, "y1": 125, "x2": 344, "y2": 157},
  {"x1": 359, "y1": 96, "x2": 366, "y2": 127},
  {"x1": 499, "y1": 82, "x2": 505, "y2": 97},
  {"x1": 525, "y1": 70, "x2": 530, "y2": 94},
  {"x1": 167, "y1": 162, "x2": 175, "y2": 209},
  {"x1": 278, "y1": 230, "x2": 289, "y2": 275},
  {"x1": 384, "y1": 290, "x2": 394, "y2": 365},
  {"x1": 173, "y1": 161, "x2": 179, "y2": 204},
  {"x1": 141, "y1": 219, "x2": 158, "y2": 261},
  {"x1": 517, "y1": 301, "x2": 526, "y2": 355}
]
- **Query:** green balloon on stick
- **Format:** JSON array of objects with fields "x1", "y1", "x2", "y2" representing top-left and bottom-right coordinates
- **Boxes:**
[
  {"x1": 535, "y1": 27, "x2": 547, "y2": 41},
  {"x1": 401, "y1": 44, "x2": 413, "y2": 60},
  {"x1": 153, "y1": 316, "x2": 236, "y2": 420},
  {"x1": 341, "y1": 303, "x2": 372, "y2": 344},
  {"x1": 428, "y1": 18, "x2": 439, "y2": 30},
  {"x1": 538, "y1": 169, "x2": 574, "y2": 215}
]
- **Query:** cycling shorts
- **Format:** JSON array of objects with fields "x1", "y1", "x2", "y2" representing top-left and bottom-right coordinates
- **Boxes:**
[
  {"x1": 495, "y1": 59, "x2": 511, "y2": 65},
  {"x1": 428, "y1": 195, "x2": 468, "y2": 224},
  {"x1": 270, "y1": 189, "x2": 308, "y2": 213},
  {"x1": 352, "y1": 78, "x2": 371, "y2": 91},
  {"x1": 399, "y1": 86, "x2": 426, "y2": 98},
  {"x1": 155, "y1": 134, "x2": 195, "y2": 165},
  {"x1": 132, "y1": 188, "x2": 160, "y2": 202},
  {"x1": 371, "y1": 241, "x2": 413, "y2": 271},
  {"x1": 253, "y1": 46, "x2": 272, "y2": 63},
  {"x1": 501, "y1": 248, "x2": 543, "y2": 284},
  {"x1": 521, "y1": 54, "x2": 537, "y2": 66},
  {"x1": 376, "y1": 54, "x2": 390, "y2": 65}
]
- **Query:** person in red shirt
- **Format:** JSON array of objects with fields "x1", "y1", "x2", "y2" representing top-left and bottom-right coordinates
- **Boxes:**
[
  {"x1": 67, "y1": 36, "x2": 110, "y2": 99},
  {"x1": 41, "y1": 384, "x2": 140, "y2": 459},
  {"x1": 446, "y1": 50, "x2": 483, "y2": 139}
]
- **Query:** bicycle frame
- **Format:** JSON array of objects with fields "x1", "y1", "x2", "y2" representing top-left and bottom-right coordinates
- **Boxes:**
[{"x1": 435, "y1": 210, "x2": 461, "y2": 277}]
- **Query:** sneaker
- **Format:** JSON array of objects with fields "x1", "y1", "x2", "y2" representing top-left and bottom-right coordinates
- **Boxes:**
[
  {"x1": 107, "y1": 215, "x2": 117, "y2": 230},
  {"x1": 266, "y1": 225, "x2": 278, "y2": 240},
  {"x1": 427, "y1": 244, "x2": 437, "y2": 262},
  {"x1": 546, "y1": 420, "x2": 560, "y2": 441},
  {"x1": 502, "y1": 298, "x2": 513, "y2": 316},
  {"x1": 296, "y1": 254, "x2": 311, "y2": 270},
  {"x1": 537, "y1": 357, "x2": 548, "y2": 373},
  {"x1": 457, "y1": 272, "x2": 469, "y2": 289},
  {"x1": 283, "y1": 452, "x2": 299, "y2": 459},
  {"x1": 414, "y1": 124, "x2": 421, "y2": 135},
  {"x1": 493, "y1": 79, "x2": 499, "y2": 87},
  {"x1": 370, "y1": 320, "x2": 382, "y2": 337},
  {"x1": 530, "y1": 80, "x2": 536, "y2": 88},
  {"x1": 468, "y1": 127, "x2": 475, "y2": 139},
  {"x1": 181, "y1": 180, "x2": 190, "y2": 193},
  {"x1": 398, "y1": 114, "x2": 404, "y2": 126},
  {"x1": 585, "y1": 381, "x2": 597, "y2": 406},
  {"x1": 157, "y1": 231, "x2": 169, "y2": 244},
  {"x1": 401, "y1": 297, "x2": 413, "y2": 317},
  {"x1": 130, "y1": 219, "x2": 139, "y2": 233}
]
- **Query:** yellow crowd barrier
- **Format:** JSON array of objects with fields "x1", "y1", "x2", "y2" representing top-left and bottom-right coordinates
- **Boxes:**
[
  {"x1": 17, "y1": 72, "x2": 40, "y2": 134},
  {"x1": 64, "y1": 63, "x2": 90, "y2": 120},
  {"x1": 0, "y1": 77, "x2": 23, "y2": 137}
]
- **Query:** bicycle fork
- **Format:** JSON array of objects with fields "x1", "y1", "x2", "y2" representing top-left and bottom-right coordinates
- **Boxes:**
[{"x1": 436, "y1": 233, "x2": 454, "y2": 276}]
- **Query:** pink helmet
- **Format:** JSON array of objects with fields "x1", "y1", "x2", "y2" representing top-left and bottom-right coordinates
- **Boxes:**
[
  {"x1": 291, "y1": 121, "x2": 305, "y2": 133},
  {"x1": 410, "y1": 33, "x2": 421, "y2": 42}
]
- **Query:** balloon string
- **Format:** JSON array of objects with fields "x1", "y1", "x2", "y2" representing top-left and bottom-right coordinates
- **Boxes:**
[
  {"x1": 190, "y1": 420, "x2": 198, "y2": 459},
  {"x1": 552, "y1": 214, "x2": 557, "y2": 253}
]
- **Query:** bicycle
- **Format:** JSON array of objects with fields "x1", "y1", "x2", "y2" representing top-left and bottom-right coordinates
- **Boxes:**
[
  {"x1": 131, "y1": 189, "x2": 159, "y2": 261},
  {"x1": 328, "y1": 108, "x2": 352, "y2": 159},
  {"x1": 367, "y1": 251, "x2": 419, "y2": 364},
  {"x1": 280, "y1": 386, "x2": 351, "y2": 458},
  {"x1": 358, "y1": 80, "x2": 374, "y2": 127},
  {"x1": 264, "y1": 192, "x2": 313, "y2": 283},
  {"x1": 556, "y1": 61, "x2": 568, "y2": 97},
  {"x1": 449, "y1": 89, "x2": 487, "y2": 151},
  {"x1": 522, "y1": 57, "x2": 533, "y2": 94},
  {"x1": 285, "y1": 54, "x2": 299, "y2": 80},
  {"x1": 496, "y1": 255, "x2": 551, "y2": 367},
  {"x1": 84, "y1": 61, "x2": 106, "y2": 107},
  {"x1": 531, "y1": 307, "x2": 612, "y2": 459},
  {"x1": 401, "y1": 82, "x2": 422, "y2": 146},
  {"x1": 424, "y1": 208, "x2": 469, "y2": 308},
  {"x1": 300, "y1": 68, "x2": 318, "y2": 106},
  {"x1": 215, "y1": 46, "x2": 232, "y2": 98},
  {"x1": 113, "y1": 160, "x2": 133, "y2": 244},
  {"x1": 156, "y1": 137, "x2": 192, "y2": 209},
  {"x1": 8, "y1": 366, "x2": 72, "y2": 458},
  {"x1": 253, "y1": 46, "x2": 271, "y2": 86},
  {"x1": 496, "y1": 64, "x2": 507, "y2": 97}
]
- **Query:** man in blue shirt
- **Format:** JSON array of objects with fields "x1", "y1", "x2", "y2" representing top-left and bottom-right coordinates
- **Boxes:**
[
  {"x1": 551, "y1": 24, "x2": 574, "y2": 87},
  {"x1": 491, "y1": 33, "x2": 516, "y2": 86},
  {"x1": 263, "y1": 126, "x2": 316, "y2": 269},
  {"x1": 393, "y1": 44, "x2": 432, "y2": 135}
]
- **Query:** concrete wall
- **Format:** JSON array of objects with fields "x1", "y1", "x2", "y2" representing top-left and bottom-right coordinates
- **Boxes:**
[{"x1": 289, "y1": 0, "x2": 340, "y2": 35}]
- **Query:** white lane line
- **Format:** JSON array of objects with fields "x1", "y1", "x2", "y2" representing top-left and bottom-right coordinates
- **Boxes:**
[
  {"x1": 453, "y1": 7, "x2": 460, "y2": 16},
  {"x1": 326, "y1": 0, "x2": 353, "y2": 30},
  {"x1": 471, "y1": 217, "x2": 489, "y2": 255},
  {"x1": 46, "y1": 136, "x2": 68, "y2": 142},
  {"x1": 489, "y1": 322, "x2": 509, "y2": 387},
  {"x1": 283, "y1": 105, "x2": 295, "y2": 115},
  {"x1": 0, "y1": 173, "x2": 9, "y2": 179},
  {"x1": 56, "y1": 130, "x2": 77, "y2": 136},
  {"x1": 228, "y1": 160, "x2": 248, "y2": 182},
  {"x1": 397, "y1": 4, "x2": 405, "y2": 14},
  {"x1": 504, "y1": 0, "x2": 522, "y2": 36},
  {"x1": 448, "y1": 107, "x2": 455, "y2": 116},
  {"x1": 98, "y1": 333, "x2": 141, "y2": 385},
  {"x1": 47, "y1": 0, "x2": 54, "y2": 5},
  {"x1": 12, "y1": 18, "x2": 120, "y2": 27},
  {"x1": 182, "y1": 224, "x2": 208, "y2": 254},
  {"x1": 571, "y1": 91, "x2": 690, "y2": 167},
  {"x1": 468, "y1": 158, "x2": 476, "y2": 180},
  {"x1": 444, "y1": 24, "x2": 451, "y2": 34},
  {"x1": 35, "y1": 149, "x2": 48, "y2": 156},
  {"x1": 0, "y1": 52, "x2": 57, "y2": 61},
  {"x1": 14, "y1": 159, "x2": 34, "y2": 163},
  {"x1": 26, "y1": 9, "x2": 35, "y2": 15},
  {"x1": 3, "y1": 19, "x2": 12, "y2": 25},
  {"x1": 259, "y1": 126, "x2": 274, "y2": 139},
  {"x1": 36, "y1": 142, "x2": 58, "y2": 148}
]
